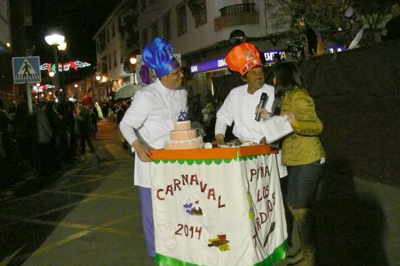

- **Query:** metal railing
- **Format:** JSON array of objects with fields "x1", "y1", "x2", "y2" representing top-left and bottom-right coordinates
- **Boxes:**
[{"x1": 219, "y1": 3, "x2": 256, "y2": 16}]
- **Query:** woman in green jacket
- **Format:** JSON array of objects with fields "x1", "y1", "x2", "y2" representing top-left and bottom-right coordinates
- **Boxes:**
[{"x1": 260, "y1": 62, "x2": 325, "y2": 266}]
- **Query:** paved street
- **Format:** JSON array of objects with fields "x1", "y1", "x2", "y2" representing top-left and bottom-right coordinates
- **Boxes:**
[
  {"x1": 0, "y1": 120, "x2": 154, "y2": 266},
  {"x1": 0, "y1": 119, "x2": 399, "y2": 265}
]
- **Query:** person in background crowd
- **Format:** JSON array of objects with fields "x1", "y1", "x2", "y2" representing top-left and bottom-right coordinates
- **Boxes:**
[
  {"x1": 59, "y1": 101, "x2": 76, "y2": 164},
  {"x1": 14, "y1": 101, "x2": 36, "y2": 167},
  {"x1": 89, "y1": 100, "x2": 98, "y2": 139},
  {"x1": 381, "y1": 1, "x2": 400, "y2": 41},
  {"x1": 73, "y1": 103, "x2": 83, "y2": 161},
  {"x1": 119, "y1": 37, "x2": 187, "y2": 258},
  {"x1": 188, "y1": 94, "x2": 203, "y2": 131},
  {"x1": 101, "y1": 101, "x2": 110, "y2": 119},
  {"x1": 202, "y1": 93, "x2": 219, "y2": 142},
  {"x1": 45, "y1": 101, "x2": 62, "y2": 171},
  {"x1": 95, "y1": 100, "x2": 104, "y2": 120},
  {"x1": 116, "y1": 99, "x2": 128, "y2": 129},
  {"x1": 35, "y1": 101, "x2": 54, "y2": 176},
  {"x1": 289, "y1": 11, "x2": 324, "y2": 61},
  {"x1": 0, "y1": 99, "x2": 15, "y2": 181},
  {"x1": 337, "y1": 1, "x2": 364, "y2": 49},
  {"x1": 79, "y1": 102, "x2": 95, "y2": 154},
  {"x1": 259, "y1": 62, "x2": 326, "y2": 266}
]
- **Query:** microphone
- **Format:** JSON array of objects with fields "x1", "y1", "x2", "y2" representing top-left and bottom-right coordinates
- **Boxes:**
[{"x1": 255, "y1": 92, "x2": 268, "y2": 121}]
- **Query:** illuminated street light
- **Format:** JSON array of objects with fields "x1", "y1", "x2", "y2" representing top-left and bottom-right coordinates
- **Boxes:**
[
  {"x1": 96, "y1": 75, "x2": 101, "y2": 81},
  {"x1": 45, "y1": 33, "x2": 65, "y2": 46},
  {"x1": 45, "y1": 29, "x2": 65, "y2": 101},
  {"x1": 49, "y1": 71, "x2": 55, "y2": 77},
  {"x1": 57, "y1": 41, "x2": 67, "y2": 51},
  {"x1": 130, "y1": 56, "x2": 137, "y2": 65}
]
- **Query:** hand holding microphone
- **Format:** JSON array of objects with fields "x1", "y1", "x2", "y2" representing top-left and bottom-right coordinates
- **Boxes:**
[{"x1": 255, "y1": 93, "x2": 268, "y2": 121}]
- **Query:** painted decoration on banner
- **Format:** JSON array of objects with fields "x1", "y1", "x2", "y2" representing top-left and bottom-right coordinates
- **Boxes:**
[
  {"x1": 136, "y1": 54, "x2": 181, "y2": 87},
  {"x1": 150, "y1": 154, "x2": 287, "y2": 266}
]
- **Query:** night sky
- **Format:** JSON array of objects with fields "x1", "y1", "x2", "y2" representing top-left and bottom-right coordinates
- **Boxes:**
[{"x1": 30, "y1": 0, "x2": 121, "y2": 70}]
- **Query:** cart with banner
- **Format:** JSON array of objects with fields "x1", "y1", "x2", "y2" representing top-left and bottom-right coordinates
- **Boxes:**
[{"x1": 150, "y1": 145, "x2": 288, "y2": 266}]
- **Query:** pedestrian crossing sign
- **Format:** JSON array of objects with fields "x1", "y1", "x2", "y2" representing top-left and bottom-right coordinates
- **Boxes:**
[{"x1": 12, "y1": 56, "x2": 41, "y2": 84}]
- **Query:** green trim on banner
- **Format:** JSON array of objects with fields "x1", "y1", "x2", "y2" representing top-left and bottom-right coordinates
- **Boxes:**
[
  {"x1": 254, "y1": 240, "x2": 288, "y2": 266},
  {"x1": 153, "y1": 158, "x2": 234, "y2": 165},
  {"x1": 154, "y1": 240, "x2": 288, "y2": 266},
  {"x1": 154, "y1": 254, "x2": 198, "y2": 266},
  {"x1": 153, "y1": 154, "x2": 268, "y2": 165}
]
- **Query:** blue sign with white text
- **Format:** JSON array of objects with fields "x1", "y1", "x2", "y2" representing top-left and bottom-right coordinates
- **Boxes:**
[{"x1": 12, "y1": 56, "x2": 41, "y2": 84}]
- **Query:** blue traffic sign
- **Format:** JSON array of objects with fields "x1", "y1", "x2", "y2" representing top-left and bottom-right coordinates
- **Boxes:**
[{"x1": 12, "y1": 56, "x2": 41, "y2": 84}]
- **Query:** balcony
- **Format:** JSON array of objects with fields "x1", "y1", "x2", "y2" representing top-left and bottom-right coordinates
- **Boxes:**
[{"x1": 214, "y1": 3, "x2": 258, "y2": 31}]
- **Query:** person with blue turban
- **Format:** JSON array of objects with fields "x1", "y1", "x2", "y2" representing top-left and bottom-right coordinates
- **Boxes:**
[{"x1": 119, "y1": 37, "x2": 187, "y2": 257}]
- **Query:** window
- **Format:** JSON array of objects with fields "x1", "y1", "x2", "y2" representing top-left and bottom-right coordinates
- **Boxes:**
[
  {"x1": 151, "y1": 21, "x2": 159, "y2": 39},
  {"x1": 142, "y1": 28, "x2": 148, "y2": 49},
  {"x1": 112, "y1": 21, "x2": 116, "y2": 37},
  {"x1": 176, "y1": 2, "x2": 187, "y2": 36},
  {"x1": 140, "y1": 0, "x2": 147, "y2": 11},
  {"x1": 120, "y1": 47, "x2": 124, "y2": 64},
  {"x1": 106, "y1": 27, "x2": 110, "y2": 43},
  {"x1": 194, "y1": 0, "x2": 207, "y2": 28},
  {"x1": 108, "y1": 55, "x2": 111, "y2": 70},
  {"x1": 113, "y1": 50, "x2": 117, "y2": 67},
  {"x1": 162, "y1": 11, "x2": 171, "y2": 40},
  {"x1": 98, "y1": 31, "x2": 106, "y2": 52}
]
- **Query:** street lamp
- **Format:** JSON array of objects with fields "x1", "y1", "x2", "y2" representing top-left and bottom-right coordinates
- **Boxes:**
[
  {"x1": 129, "y1": 55, "x2": 138, "y2": 84},
  {"x1": 57, "y1": 41, "x2": 67, "y2": 51},
  {"x1": 75, "y1": 84, "x2": 79, "y2": 102},
  {"x1": 45, "y1": 30, "x2": 65, "y2": 101}
]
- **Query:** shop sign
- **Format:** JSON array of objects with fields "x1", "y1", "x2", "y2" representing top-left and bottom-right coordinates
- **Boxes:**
[
  {"x1": 189, "y1": 50, "x2": 287, "y2": 75},
  {"x1": 328, "y1": 46, "x2": 345, "y2": 53}
]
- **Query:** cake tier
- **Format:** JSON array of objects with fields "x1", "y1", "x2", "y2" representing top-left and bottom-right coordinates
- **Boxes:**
[
  {"x1": 164, "y1": 137, "x2": 204, "y2": 150},
  {"x1": 174, "y1": 120, "x2": 191, "y2": 131},
  {"x1": 170, "y1": 129, "x2": 196, "y2": 140}
]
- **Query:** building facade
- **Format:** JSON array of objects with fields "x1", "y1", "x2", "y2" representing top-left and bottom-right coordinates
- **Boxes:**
[
  {"x1": 93, "y1": 1, "x2": 139, "y2": 102},
  {"x1": 93, "y1": 0, "x2": 291, "y2": 100},
  {"x1": 0, "y1": 0, "x2": 32, "y2": 103}
]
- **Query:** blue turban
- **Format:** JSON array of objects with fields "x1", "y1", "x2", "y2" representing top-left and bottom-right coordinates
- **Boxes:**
[{"x1": 142, "y1": 37, "x2": 179, "y2": 78}]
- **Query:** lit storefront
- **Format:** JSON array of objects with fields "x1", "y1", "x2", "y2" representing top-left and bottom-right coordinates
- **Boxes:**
[{"x1": 186, "y1": 49, "x2": 287, "y2": 99}]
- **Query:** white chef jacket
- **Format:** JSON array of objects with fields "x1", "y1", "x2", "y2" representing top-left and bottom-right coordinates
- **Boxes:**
[
  {"x1": 215, "y1": 83, "x2": 288, "y2": 178},
  {"x1": 215, "y1": 83, "x2": 275, "y2": 143},
  {"x1": 119, "y1": 79, "x2": 188, "y2": 188}
]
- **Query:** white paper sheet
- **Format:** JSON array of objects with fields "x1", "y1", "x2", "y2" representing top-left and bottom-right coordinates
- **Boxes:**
[{"x1": 259, "y1": 116, "x2": 293, "y2": 144}]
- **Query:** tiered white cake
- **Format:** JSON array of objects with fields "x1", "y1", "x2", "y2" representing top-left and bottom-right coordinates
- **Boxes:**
[{"x1": 164, "y1": 120, "x2": 204, "y2": 150}]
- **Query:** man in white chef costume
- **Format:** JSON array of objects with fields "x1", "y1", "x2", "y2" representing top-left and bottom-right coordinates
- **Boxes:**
[
  {"x1": 119, "y1": 37, "x2": 187, "y2": 257},
  {"x1": 215, "y1": 42, "x2": 288, "y2": 176}
]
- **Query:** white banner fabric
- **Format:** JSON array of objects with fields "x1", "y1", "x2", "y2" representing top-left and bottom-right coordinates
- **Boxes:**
[{"x1": 150, "y1": 154, "x2": 287, "y2": 266}]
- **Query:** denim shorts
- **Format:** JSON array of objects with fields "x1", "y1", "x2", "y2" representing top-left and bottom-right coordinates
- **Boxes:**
[{"x1": 287, "y1": 161, "x2": 325, "y2": 208}]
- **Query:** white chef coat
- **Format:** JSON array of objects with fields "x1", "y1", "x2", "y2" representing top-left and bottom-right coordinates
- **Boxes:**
[
  {"x1": 215, "y1": 83, "x2": 275, "y2": 143},
  {"x1": 119, "y1": 78, "x2": 188, "y2": 188},
  {"x1": 215, "y1": 83, "x2": 288, "y2": 178}
]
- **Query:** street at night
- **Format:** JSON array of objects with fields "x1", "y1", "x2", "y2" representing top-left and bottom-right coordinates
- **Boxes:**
[{"x1": 1, "y1": 0, "x2": 400, "y2": 265}]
